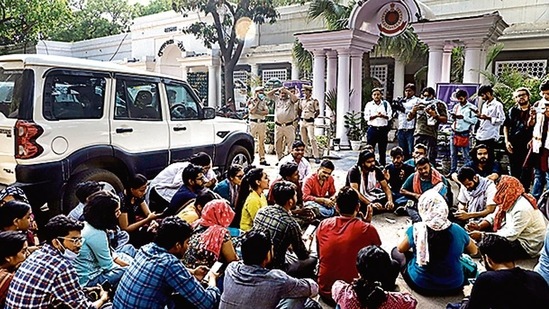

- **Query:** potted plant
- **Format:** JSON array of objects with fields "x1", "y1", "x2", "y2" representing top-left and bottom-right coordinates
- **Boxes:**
[
  {"x1": 315, "y1": 135, "x2": 329, "y2": 157},
  {"x1": 344, "y1": 111, "x2": 364, "y2": 151}
]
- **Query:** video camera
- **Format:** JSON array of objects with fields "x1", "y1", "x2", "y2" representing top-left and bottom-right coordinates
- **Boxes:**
[{"x1": 391, "y1": 97, "x2": 406, "y2": 113}]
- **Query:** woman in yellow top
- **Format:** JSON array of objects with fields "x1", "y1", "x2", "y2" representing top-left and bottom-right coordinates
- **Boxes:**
[{"x1": 237, "y1": 168, "x2": 270, "y2": 231}]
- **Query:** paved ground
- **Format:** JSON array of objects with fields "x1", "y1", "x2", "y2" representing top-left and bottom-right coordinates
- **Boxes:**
[{"x1": 252, "y1": 147, "x2": 537, "y2": 309}]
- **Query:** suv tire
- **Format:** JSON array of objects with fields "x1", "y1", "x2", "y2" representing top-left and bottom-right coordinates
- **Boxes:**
[
  {"x1": 62, "y1": 168, "x2": 124, "y2": 213},
  {"x1": 226, "y1": 145, "x2": 252, "y2": 171}
]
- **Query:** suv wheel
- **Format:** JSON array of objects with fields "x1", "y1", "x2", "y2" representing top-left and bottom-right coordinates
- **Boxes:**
[
  {"x1": 226, "y1": 145, "x2": 251, "y2": 171},
  {"x1": 62, "y1": 168, "x2": 124, "y2": 213}
]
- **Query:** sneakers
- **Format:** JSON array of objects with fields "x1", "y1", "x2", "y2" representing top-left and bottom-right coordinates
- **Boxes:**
[{"x1": 259, "y1": 160, "x2": 270, "y2": 166}]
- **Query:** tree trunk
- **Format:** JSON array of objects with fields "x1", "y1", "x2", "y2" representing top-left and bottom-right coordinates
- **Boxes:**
[
  {"x1": 224, "y1": 58, "x2": 235, "y2": 106},
  {"x1": 362, "y1": 51, "x2": 374, "y2": 110}
]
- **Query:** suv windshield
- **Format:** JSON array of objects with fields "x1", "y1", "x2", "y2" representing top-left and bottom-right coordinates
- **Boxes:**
[{"x1": 0, "y1": 68, "x2": 23, "y2": 118}]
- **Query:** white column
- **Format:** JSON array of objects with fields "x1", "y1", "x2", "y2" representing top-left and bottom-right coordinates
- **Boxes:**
[
  {"x1": 312, "y1": 50, "x2": 326, "y2": 116},
  {"x1": 393, "y1": 59, "x2": 405, "y2": 98},
  {"x1": 207, "y1": 65, "x2": 218, "y2": 107},
  {"x1": 350, "y1": 51, "x2": 362, "y2": 113},
  {"x1": 463, "y1": 43, "x2": 483, "y2": 83},
  {"x1": 291, "y1": 63, "x2": 300, "y2": 80},
  {"x1": 427, "y1": 44, "x2": 444, "y2": 88},
  {"x1": 479, "y1": 48, "x2": 490, "y2": 85},
  {"x1": 336, "y1": 49, "x2": 351, "y2": 146},
  {"x1": 181, "y1": 65, "x2": 188, "y2": 80},
  {"x1": 440, "y1": 45, "x2": 453, "y2": 83},
  {"x1": 217, "y1": 67, "x2": 222, "y2": 106},
  {"x1": 326, "y1": 50, "x2": 338, "y2": 94},
  {"x1": 250, "y1": 63, "x2": 258, "y2": 79}
]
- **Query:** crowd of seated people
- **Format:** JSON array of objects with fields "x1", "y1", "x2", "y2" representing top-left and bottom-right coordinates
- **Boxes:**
[{"x1": 5, "y1": 80, "x2": 549, "y2": 309}]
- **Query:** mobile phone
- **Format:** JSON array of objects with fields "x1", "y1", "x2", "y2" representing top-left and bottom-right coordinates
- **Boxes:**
[
  {"x1": 302, "y1": 224, "x2": 317, "y2": 240},
  {"x1": 210, "y1": 261, "x2": 224, "y2": 274},
  {"x1": 101, "y1": 280, "x2": 112, "y2": 292}
]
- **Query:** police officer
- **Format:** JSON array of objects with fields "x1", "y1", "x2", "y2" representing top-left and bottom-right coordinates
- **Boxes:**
[
  {"x1": 248, "y1": 87, "x2": 270, "y2": 166},
  {"x1": 267, "y1": 86, "x2": 299, "y2": 162},
  {"x1": 299, "y1": 85, "x2": 320, "y2": 164}
]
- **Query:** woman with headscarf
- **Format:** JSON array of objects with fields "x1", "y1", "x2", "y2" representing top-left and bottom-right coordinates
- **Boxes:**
[
  {"x1": 467, "y1": 175, "x2": 547, "y2": 259},
  {"x1": 183, "y1": 199, "x2": 238, "y2": 269},
  {"x1": 392, "y1": 186, "x2": 478, "y2": 296}
]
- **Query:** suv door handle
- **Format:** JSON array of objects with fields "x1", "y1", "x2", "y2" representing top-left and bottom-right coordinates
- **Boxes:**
[
  {"x1": 173, "y1": 126, "x2": 187, "y2": 131},
  {"x1": 116, "y1": 127, "x2": 133, "y2": 133}
]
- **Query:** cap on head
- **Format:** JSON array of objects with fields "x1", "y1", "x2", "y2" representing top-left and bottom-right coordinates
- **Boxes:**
[{"x1": 303, "y1": 85, "x2": 312, "y2": 91}]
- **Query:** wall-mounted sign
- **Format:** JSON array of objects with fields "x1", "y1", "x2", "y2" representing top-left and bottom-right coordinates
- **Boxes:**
[
  {"x1": 157, "y1": 39, "x2": 185, "y2": 57},
  {"x1": 377, "y1": 2, "x2": 409, "y2": 37}
]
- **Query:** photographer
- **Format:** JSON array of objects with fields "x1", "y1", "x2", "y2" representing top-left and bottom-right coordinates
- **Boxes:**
[
  {"x1": 407, "y1": 87, "x2": 448, "y2": 163},
  {"x1": 395, "y1": 84, "x2": 420, "y2": 159}
]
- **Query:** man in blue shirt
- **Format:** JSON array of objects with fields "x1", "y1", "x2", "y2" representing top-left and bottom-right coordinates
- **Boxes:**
[
  {"x1": 113, "y1": 217, "x2": 220, "y2": 309},
  {"x1": 448, "y1": 89, "x2": 477, "y2": 174},
  {"x1": 167, "y1": 164, "x2": 205, "y2": 216}
]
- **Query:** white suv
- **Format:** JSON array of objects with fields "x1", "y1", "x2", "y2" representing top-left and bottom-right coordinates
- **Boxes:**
[{"x1": 0, "y1": 54, "x2": 253, "y2": 218}]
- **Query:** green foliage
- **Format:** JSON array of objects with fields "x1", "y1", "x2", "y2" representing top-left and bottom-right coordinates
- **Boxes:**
[
  {"x1": 344, "y1": 111, "x2": 364, "y2": 141},
  {"x1": 0, "y1": 0, "x2": 71, "y2": 47},
  {"x1": 48, "y1": 0, "x2": 138, "y2": 42},
  {"x1": 373, "y1": 27, "x2": 428, "y2": 64},
  {"x1": 265, "y1": 122, "x2": 275, "y2": 144},
  {"x1": 450, "y1": 46, "x2": 464, "y2": 83},
  {"x1": 292, "y1": 39, "x2": 312, "y2": 75},
  {"x1": 480, "y1": 69, "x2": 547, "y2": 110},
  {"x1": 134, "y1": 0, "x2": 173, "y2": 16},
  {"x1": 307, "y1": 0, "x2": 352, "y2": 30}
]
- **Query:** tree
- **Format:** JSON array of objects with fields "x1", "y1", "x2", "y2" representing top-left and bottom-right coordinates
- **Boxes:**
[
  {"x1": 48, "y1": 0, "x2": 138, "y2": 42},
  {"x1": 134, "y1": 0, "x2": 173, "y2": 17},
  {"x1": 172, "y1": 0, "x2": 279, "y2": 103},
  {"x1": 0, "y1": 0, "x2": 70, "y2": 51}
]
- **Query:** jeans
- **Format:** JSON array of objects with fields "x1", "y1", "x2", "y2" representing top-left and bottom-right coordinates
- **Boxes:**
[
  {"x1": 397, "y1": 129, "x2": 415, "y2": 159},
  {"x1": 532, "y1": 168, "x2": 549, "y2": 199},
  {"x1": 87, "y1": 266, "x2": 126, "y2": 289},
  {"x1": 304, "y1": 201, "x2": 335, "y2": 218},
  {"x1": 449, "y1": 133, "x2": 471, "y2": 173}
]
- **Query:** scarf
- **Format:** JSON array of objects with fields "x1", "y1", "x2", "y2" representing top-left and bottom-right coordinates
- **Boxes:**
[
  {"x1": 492, "y1": 175, "x2": 537, "y2": 231},
  {"x1": 359, "y1": 167, "x2": 379, "y2": 201},
  {"x1": 412, "y1": 167, "x2": 443, "y2": 194},
  {"x1": 413, "y1": 184, "x2": 452, "y2": 266},
  {"x1": 466, "y1": 177, "x2": 493, "y2": 213},
  {"x1": 197, "y1": 199, "x2": 235, "y2": 258}
]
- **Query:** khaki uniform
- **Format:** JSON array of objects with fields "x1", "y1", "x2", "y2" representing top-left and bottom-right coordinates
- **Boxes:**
[
  {"x1": 299, "y1": 97, "x2": 320, "y2": 158},
  {"x1": 274, "y1": 96, "x2": 298, "y2": 160},
  {"x1": 248, "y1": 97, "x2": 269, "y2": 161}
]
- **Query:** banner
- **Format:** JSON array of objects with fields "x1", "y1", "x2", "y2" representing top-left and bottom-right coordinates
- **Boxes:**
[{"x1": 436, "y1": 83, "x2": 480, "y2": 112}]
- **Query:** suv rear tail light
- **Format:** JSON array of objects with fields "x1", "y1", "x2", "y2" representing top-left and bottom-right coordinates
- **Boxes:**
[{"x1": 15, "y1": 120, "x2": 44, "y2": 159}]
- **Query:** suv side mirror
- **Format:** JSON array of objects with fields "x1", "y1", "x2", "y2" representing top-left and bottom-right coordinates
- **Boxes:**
[{"x1": 203, "y1": 107, "x2": 216, "y2": 120}]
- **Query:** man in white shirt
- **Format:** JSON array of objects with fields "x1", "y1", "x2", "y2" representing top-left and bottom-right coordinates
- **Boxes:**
[
  {"x1": 279, "y1": 140, "x2": 311, "y2": 184},
  {"x1": 475, "y1": 85, "x2": 506, "y2": 157},
  {"x1": 396, "y1": 83, "x2": 419, "y2": 159},
  {"x1": 363, "y1": 88, "x2": 392, "y2": 166},
  {"x1": 454, "y1": 167, "x2": 497, "y2": 222}
]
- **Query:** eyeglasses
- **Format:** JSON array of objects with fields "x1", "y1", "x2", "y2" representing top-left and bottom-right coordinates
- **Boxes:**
[{"x1": 58, "y1": 237, "x2": 85, "y2": 246}]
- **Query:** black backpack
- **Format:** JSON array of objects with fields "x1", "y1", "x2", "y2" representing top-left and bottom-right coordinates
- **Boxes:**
[{"x1": 537, "y1": 190, "x2": 549, "y2": 220}]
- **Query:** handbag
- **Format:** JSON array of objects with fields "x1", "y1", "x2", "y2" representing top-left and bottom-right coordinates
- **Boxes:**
[{"x1": 453, "y1": 134, "x2": 469, "y2": 147}]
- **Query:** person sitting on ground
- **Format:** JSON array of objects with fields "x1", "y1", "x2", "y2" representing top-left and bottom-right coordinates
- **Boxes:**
[
  {"x1": 0, "y1": 200, "x2": 38, "y2": 247},
  {"x1": 0, "y1": 186, "x2": 29, "y2": 206},
  {"x1": 68, "y1": 181, "x2": 103, "y2": 221},
  {"x1": 183, "y1": 199, "x2": 238, "y2": 269},
  {"x1": 177, "y1": 189, "x2": 218, "y2": 225},
  {"x1": 113, "y1": 217, "x2": 220, "y2": 309},
  {"x1": 254, "y1": 181, "x2": 317, "y2": 278},
  {"x1": 214, "y1": 164, "x2": 244, "y2": 209},
  {"x1": 148, "y1": 152, "x2": 217, "y2": 212},
  {"x1": 461, "y1": 234, "x2": 549, "y2": 309},
  {"x1": 400, "y1": 157, "x2": 451, "y2": 223},
  {"x1": 404, "y1": 143, "x2": 427, "y2": 168},
  {"x1": 278, "y1": 140, "x2": 312, "y2": 183},
  {"x1": 466, "y1": 175, "x2": 547, "y2": 259},
  {"x1": 303, "y1": 159, "x2": 338, "y2": 219},
  {"x1": 346, "y1": 150, "x2": 394, "y2": 214},
  {"x1": 5, "y1": 215, "x2": 110, "y2": 309},
  {"x1": 268, "y1": 162, "x2": 316, "y2": 225},
  {"x1": 384, "y1": 146, "x2": 415, "y2": 210},
  {"x1": 332, "y1": 245, "x2": 418, "y2": 309},
  {"x1": 237, "y1": 168, "x2": 270, "y2": 231},
  {"x1": 0, "y1": 231, "x2": 28, "y2": 307},
  {"x1": 118, "y1": 174, "x2": 161, "y2": 247},
  {"x1": 453, "y1": 167, "x2": 496, "y2": 223},
  {"x1": 167, "y1": 164, "x2": 206, "y2": 216},
  {"x1": 316, "y1": 187, "x2": 385, "y2": 304},
  {"x1": 220, "y1": 230, "x2": 320, "y2": 309},
  {"x1": 456, "y1": 144, "x2": 501, "y2": 182},
  {"x1": 392, "y1": 187, "x2": 478, "y2": 296},
  {"x1": 535, "y1": 226, "x2": 549, "y2": 285},
  {"x1": 74, "y1": 191, "x2": 133, "y2": 289}
]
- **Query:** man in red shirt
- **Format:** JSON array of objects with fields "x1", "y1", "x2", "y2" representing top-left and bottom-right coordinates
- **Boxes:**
[
  {"x1": 316, "y1": 186, "x2": 386, "y2": 304},
  {"x1": 302, "y1": 160, "x2": 337, "y2": 218}
]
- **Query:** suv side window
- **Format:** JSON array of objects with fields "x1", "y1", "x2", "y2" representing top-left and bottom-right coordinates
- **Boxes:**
[
  {"x1": 43, "y1": 73, "x2": 105, "y2": 120},
  {"x1": 115, "y1": 78, "x2": 161, "y2": 121},
  {"x1": 166, "y1": 83, "x2": 200, "y2": 121}
]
